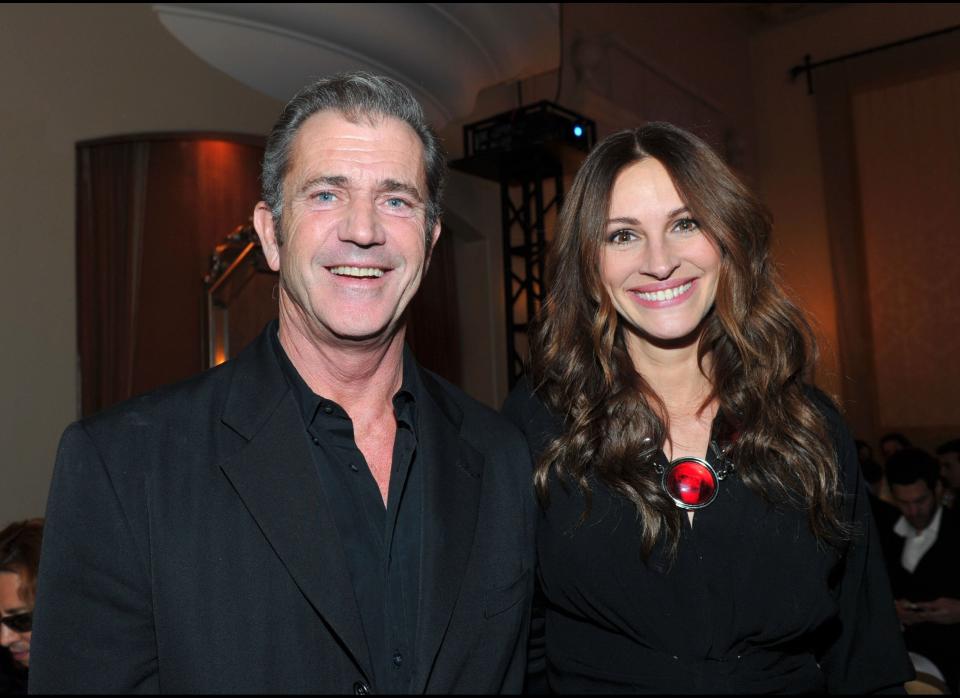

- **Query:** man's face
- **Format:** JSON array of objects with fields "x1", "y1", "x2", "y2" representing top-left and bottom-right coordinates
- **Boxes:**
[
  {"x1": 891, "y1": 480, "x2": 939, "y2": 532},
  {"x1": 254, "y1": 111, "x2": 440, "y2": 347},
  {"x1": 940, "y1": 451, "x2": 960, "y2": 489},
  {"x1": 0, "y1": 571, "x2": 31, "y2": 668}
]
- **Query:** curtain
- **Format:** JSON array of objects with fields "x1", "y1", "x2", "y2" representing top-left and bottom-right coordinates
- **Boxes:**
[
  {"x1": 812, "y1": 29, "x2": 960, "y2": 440},
  {"x1": 852, "y1": 70, "x2": 960, "y2": 431},
  {"x1": 76, "y1": 142, "x2": 148, "y2": 417}
]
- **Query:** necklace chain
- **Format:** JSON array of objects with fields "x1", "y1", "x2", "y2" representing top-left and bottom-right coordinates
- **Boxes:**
[{"x1": 642, "y1": 438, "x2": 736, "y2": 479}]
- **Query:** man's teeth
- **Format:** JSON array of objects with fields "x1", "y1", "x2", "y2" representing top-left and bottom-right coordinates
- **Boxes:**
[
  {"x1": 636, "y1": 281, "x2": 692, "y2": 302},
  {"x1": 330, "y1": 266, "x2": 384, "y2": 278}
]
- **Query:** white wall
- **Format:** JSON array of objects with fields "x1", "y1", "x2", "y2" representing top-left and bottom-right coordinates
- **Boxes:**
[{"x1": 0, "y1": 4, "x2": 281, "y2": 521}]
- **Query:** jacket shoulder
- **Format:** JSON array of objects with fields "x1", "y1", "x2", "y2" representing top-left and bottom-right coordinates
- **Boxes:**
[
  {"x1": 420, "y1": 368, "x2": 527, "y2": 455},
  {"x1": 78, "y1": 359, "x2": 236, "y2": 442}
]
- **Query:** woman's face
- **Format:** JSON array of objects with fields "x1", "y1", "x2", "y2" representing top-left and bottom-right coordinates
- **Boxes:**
[
  {"x1": 600, "y1": 157, "x2": 721, "y2": 349},
  {"x1": 0, "y1": 571, "x2": 32, "y2": 668}
]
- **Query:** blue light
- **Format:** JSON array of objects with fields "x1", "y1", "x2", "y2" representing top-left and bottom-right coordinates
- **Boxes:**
[{"x1": 573, "y1": 125, "x2": 584, "y2": 138}]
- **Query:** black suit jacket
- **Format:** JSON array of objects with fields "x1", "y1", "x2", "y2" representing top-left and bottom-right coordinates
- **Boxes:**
[
  {"x1": 883, "y1": 507, "x2": 960, "y2": 602},
  {"x1": 30, "y1": 327, "x2": 536, "y2": 694},
  {"x1": 881, "y1": 508, "x2": 960, "y2": 687}
]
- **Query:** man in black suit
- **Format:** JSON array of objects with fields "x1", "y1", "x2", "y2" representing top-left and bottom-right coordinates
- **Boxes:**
[
  {"x1": 883, "y1": 448, "x2": 960, "y2": 690},
  {"x1": 30, "y1": 73, "x2": 535, "y2": 694}
]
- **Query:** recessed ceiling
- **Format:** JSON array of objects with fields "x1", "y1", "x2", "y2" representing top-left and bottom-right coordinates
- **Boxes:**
[{"x1": 153, "y1": 3, "x2": 560, "y2": 127}]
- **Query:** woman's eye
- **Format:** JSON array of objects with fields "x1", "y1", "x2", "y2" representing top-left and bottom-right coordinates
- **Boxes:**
[
  {"x1": 608, "y1": 229, "x2": 636, "y2": 244},
  {"x1": 673, "y1": 217, "x2": 699, "y2": 233}
]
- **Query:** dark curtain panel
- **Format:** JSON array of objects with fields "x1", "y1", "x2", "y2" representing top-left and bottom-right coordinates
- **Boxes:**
[
  {"x1": 77, "y1": 135, "x2": 264, "y2": 418},
  {"x1": 76, "y1": 142, "x2": 149, "y2": 417},
  {"x1": 406, "y1": 229, "x2": 462, "y2": 386}
]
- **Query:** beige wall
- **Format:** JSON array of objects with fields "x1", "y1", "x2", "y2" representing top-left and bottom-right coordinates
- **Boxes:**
[
  {"x1": 750, "y1": 3, "x2": 960, "y2": 418},
  {"x1": 0, "y1": 4, "x2": 281, "y2": 521}
]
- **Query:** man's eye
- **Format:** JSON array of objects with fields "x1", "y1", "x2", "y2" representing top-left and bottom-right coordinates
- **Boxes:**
[
  {"x1": 385, "y1": 197, "x2": 410, "y2": 209},
  {"x1": 314, "y1": 191, "x2": 337, "y2": 202}
]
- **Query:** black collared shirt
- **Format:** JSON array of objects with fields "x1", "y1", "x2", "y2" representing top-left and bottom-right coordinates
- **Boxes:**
[{"x1": 271, "y1": 328, "x2": 421, "y2": 694}]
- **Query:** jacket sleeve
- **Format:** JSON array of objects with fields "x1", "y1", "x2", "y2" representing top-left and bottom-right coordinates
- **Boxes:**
[
  {"x1": 29, "y1": 422, "x2": 159, "y2": 694},
  {"x1": 501, "y1": 379, "x2": 552, "y2": 693},
  {"x1": 816, "y1": 407, "x2": 914, "y2": 693}
]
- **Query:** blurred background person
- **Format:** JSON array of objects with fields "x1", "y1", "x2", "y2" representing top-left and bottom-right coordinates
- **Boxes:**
[
  {"x1": 936, "y1": 439, "x2": 960, "y2": 510},
  {"x1": 857, "y1": 438, "x2": 899, "y2": 533},
  {"x1": 0, "y1": 519, "x2": 43, "y2": 694},
  {"x1": 884, "y1": 448, "x2": 960, "y2": 691},
  {"x1": 880, "y1": 432, "x2": 913, "y2": 462}
]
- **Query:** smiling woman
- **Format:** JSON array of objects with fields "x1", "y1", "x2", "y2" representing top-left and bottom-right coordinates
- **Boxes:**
[{"x1": 503, "y1": 122, "x2": 914, "y2": 693}]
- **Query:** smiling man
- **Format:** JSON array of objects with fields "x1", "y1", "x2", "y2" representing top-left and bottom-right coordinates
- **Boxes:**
[{"x1": 30, "y1": 73, "x2": 535, "y2": 694}]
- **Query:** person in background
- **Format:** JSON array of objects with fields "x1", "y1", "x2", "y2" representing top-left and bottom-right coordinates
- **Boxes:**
[
  {"x1": 503, "y1": 122, "x2": 913, "y2": 693},
  {"x1": 880, "y1": 432, "x2": 913, "y2": 461},
  {"x1": 857, "y1": 438, "x2": 900, "y2": 533},
  {"x1": 935, "y1": 439, "x2": 960, "y2": 510},
  {"x1": 884, "y1": 447, "x2": 960, "y2": 691},
  {"x1": 0, "y1": 519, "x2": 43, "y2": 694}
]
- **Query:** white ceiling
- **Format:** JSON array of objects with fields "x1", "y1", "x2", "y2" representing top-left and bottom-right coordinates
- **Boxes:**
[{"x1": 153, "y1": 3, "x2": 561, "y2": 127}]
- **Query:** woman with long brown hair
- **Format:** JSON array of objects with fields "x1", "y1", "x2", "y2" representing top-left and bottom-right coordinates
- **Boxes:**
[{"x1": 503, "y1": 123, "x2": 912, "y2": 693}]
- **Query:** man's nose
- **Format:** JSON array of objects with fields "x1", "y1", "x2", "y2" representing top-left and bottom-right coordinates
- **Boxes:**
[{"x1": 340, "y1": 199, "x2": 386, "y2": 247}]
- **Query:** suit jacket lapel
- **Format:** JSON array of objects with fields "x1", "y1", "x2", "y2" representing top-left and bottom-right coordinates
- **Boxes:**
[
  {"x1": 218, "y1": 327, "x2": 373, "y2": 680},
  {"x1": 411, "y1": 370, "x2": 484, "y2": 692}
]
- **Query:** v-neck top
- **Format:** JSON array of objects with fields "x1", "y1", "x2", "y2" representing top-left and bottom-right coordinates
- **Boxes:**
[{"x1": 503, "y1": 380, "x2": 913, "y2": 694}]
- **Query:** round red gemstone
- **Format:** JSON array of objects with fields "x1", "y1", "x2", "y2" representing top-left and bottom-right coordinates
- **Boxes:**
[{"x1": 664, "y1": 459, "x2": 718, "y2": 507}]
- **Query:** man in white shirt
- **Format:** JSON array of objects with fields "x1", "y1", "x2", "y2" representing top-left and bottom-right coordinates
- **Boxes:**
[{"x1": 884, "y1": 447, "x2": 960, "y2": 689}]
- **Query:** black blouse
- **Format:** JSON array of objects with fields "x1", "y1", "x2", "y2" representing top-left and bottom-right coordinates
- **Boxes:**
[{"x1": 503, "y1": 382, "x2": 913, "y2": 694}]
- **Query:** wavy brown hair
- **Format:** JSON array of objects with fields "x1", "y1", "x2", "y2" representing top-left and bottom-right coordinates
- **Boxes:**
[{"x1": 531, "y1": 123, "x2": 846, "y2": 559}]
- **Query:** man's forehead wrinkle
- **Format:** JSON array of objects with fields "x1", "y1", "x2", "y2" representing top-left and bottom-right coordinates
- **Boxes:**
[{"x1": 284, "y1": 111, "x2": 429, "y2": 203}]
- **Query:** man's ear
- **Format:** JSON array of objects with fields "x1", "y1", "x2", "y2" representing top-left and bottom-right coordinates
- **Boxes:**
[
  {"x1": 253, "y1": 202, "x2": 281, "y2": 272},
  {"x1": 423, "y1": 220, "x2": 442, "y2": 271}
]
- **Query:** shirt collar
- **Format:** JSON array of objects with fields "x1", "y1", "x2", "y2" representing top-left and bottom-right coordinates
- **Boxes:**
[
  {"x1": 269, "y1": 321, "x2": 420, "y2": 428},
  {"x1": 894, "y1": 504, "x2": 944, "y2": 539}
]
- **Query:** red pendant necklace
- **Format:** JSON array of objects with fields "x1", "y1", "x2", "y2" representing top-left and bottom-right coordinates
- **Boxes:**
[{"x1": 645, "y1": 439, "x2": 736, "y2": 510}]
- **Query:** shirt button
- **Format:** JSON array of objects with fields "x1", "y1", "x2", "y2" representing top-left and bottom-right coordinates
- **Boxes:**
[
  {"x1": 353, "y1": 680, "x2": 370, "y2": 695},
  {"x1": 393, "y1": 652, "x2": 403, "y2": 667},
  {"x1": 323, "y1": 404, "x2": 334, "y2": 415},
  {"x1": 349, "y1": 463, "x2": 359, "y2": 473},
  {"x1": 311, "y1": 436, "x2": 320, "y2": 445}
]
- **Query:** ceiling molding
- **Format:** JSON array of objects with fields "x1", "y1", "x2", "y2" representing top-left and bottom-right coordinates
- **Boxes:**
[{"x1": 153, "y1": 3, "x2": 560, "y2": 127}]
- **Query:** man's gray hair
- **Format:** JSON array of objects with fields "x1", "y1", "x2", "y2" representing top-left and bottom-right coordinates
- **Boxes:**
[{"x1": 261, "y1": 71, "x2": 447, "y2": 243}]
